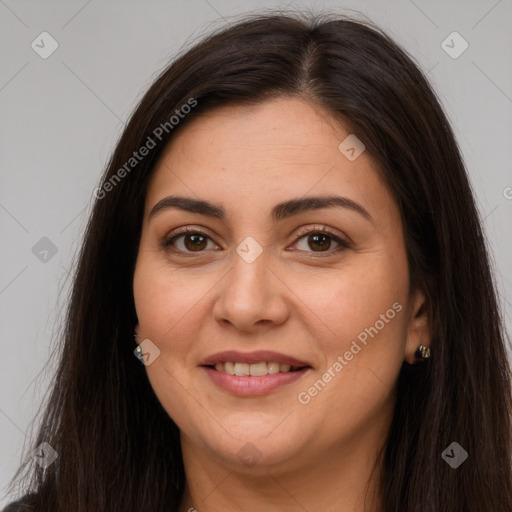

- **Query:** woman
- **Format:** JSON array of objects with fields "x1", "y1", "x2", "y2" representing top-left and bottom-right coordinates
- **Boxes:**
[{"x1": 4, "y1": 11, "x2": 512, "y2": 512}]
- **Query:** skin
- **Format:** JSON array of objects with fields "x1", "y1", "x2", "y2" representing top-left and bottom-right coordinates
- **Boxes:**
[{"x1": 133, "y1": 96, "x2": 431, "y2": 511}]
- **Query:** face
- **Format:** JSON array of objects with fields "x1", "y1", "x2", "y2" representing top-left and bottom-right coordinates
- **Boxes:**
[{"x1": 133, "y1": 96, "x2": 429, "y2": 472}]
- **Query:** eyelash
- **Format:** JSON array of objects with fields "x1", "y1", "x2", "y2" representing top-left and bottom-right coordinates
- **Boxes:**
[{"x1": 160, "y1": 225, "x2": 350, "y2": 258}]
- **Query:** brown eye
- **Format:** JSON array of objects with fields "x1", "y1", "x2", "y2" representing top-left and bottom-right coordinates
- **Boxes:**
[
  {"x1": 162, "y1": 228, "x2": 217, "y2": 254},
  {"x1": 294, "y1": 228, "x2": 350, "y2": 257},
  {"x1": 306, "y1": 233, "x2": 332, "y2": 252},
  {"x1": 182, "y1": 233, "x2": 208, "y2": 251}
]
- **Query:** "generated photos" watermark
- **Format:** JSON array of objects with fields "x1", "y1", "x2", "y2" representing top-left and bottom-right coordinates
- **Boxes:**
[{"x1": 298, "y1": 301, "x2": 402, "y2": 405}]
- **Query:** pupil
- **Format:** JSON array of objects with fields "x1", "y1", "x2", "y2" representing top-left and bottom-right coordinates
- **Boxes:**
[
  {"x1": 310, "y1": 234, "x2": 329, "y2": 251},
  {"x1": 186, "y1": 234, "x2": 206, "y2": 251}
]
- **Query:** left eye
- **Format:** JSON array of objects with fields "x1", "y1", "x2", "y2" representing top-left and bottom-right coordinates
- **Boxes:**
[
  {"x1": 161, "y1": 227, "x2": 349, "y2": 256},
  {"x1": 294, "y1": 229, "x2": 348, "y2": 255}
]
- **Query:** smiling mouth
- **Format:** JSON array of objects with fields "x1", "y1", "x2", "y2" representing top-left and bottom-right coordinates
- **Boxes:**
[{"x1": 208, "y1": 361, "x2": 307, "y2": 376}]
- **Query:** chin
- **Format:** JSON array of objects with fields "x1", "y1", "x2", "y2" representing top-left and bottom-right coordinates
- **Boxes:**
[{"x1": 195, "y1": 421, "x2": 310, "y2": 470}]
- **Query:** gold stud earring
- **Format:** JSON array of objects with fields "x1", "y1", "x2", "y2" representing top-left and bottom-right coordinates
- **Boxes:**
[{"x1": 416, "y1": 345, "x2": 431, "y2": 360}]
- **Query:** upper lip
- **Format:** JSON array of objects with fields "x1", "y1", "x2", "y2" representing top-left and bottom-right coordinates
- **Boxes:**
[{"x1": 200, "y1": 350, "x2": 311, "y2": 368}]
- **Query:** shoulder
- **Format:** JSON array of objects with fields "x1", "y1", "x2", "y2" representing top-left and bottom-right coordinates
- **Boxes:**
[{"x1": 3, "y1": 493, "x2": 37, "y2": 511}]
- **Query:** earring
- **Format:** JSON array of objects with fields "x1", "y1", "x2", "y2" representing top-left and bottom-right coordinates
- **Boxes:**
[
  {"x1": 416, "y1": 345, "x2": 431, "y2": 360},
  {"x1": 133, "y1": 332, "x2": 145, "y2": 362}
]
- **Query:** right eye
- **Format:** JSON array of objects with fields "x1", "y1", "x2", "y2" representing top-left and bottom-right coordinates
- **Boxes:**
[{"x1": 161, "y1": 227, "x2": 219, "y2": 254}]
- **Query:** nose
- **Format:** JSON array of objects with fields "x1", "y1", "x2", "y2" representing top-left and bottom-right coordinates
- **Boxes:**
[{"x1": 211, "y1": 248, "x2": 290, "y2": 334}]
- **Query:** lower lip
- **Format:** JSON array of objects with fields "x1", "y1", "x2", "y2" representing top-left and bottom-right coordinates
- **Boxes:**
[{"x1": 201, "y1": 366, "x2": 310, "y2": 396}]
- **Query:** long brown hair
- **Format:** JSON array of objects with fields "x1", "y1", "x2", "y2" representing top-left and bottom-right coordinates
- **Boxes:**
[{"x1": 6, "y1": 12, "x2": 512, "y2": 512}]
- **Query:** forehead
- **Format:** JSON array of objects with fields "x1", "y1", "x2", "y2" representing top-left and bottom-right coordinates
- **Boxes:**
[
  {"x1": 145, "y1": 97, "x2": 397, "y2": 226},
  {"x1": 157, "y1": 97, "x2": 349, "y2": 167}
]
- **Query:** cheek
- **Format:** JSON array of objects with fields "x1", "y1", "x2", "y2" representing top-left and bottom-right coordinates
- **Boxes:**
[
  {"x1": 305, "y1": 257, "x2": 406, "y2": 342},
  {"x1": 297, "y1": 266, "x2": 406, "y2": 431},
  {"x1": 133, "y1": 252, "x2": 207, "y2": 342},
  {"x1": 296, "y1": 253, "x2": 409, "y2": 409},
  {"x1": 133, "y1": 256, "x2": 206, "y2": 430}
]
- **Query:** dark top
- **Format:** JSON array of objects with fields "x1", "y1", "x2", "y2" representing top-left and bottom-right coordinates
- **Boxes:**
[{"x1": 3, "y1": 493, "x2": 37, "y2": 511}]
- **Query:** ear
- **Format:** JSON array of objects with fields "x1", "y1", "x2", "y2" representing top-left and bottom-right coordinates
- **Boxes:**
[
  {"x1": 404, "y1": 287, "x2": 431, "y2": 364},
  {"x1": 134, "y1": 323, "x2": 141, "y2": 345}
]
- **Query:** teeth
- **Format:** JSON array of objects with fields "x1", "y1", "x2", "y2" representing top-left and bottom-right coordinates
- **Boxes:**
[
  {"x1": 250, "y1": 362, "x2": 268, "y2": 376},
  {"x1": 234, "y1": 362, "x2": 250, "y2": 376},
  {"x1": 224, "y1": 361, "x2": 235, "y2": 375},
  {"x1": 213, "y1": 361, "x2": 299, "y2": 376},
  {"x1": 267, "y1": 362, "x2": 280, "y2": 374}
]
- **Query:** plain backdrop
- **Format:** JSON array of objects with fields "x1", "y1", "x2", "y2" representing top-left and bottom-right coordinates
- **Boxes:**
[{"x1": 1, "y1": 0, "x2": 511, "y2": 506}]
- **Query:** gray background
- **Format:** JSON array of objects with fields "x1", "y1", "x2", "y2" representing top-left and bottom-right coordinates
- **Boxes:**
[{"x1": 1, "y1": 0, "x2": 511, "y2": 506}]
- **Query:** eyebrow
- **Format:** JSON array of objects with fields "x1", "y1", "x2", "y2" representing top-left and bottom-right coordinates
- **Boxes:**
[{"x1": 149, "y1": 194, "x2": 373, "y2": 224}]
